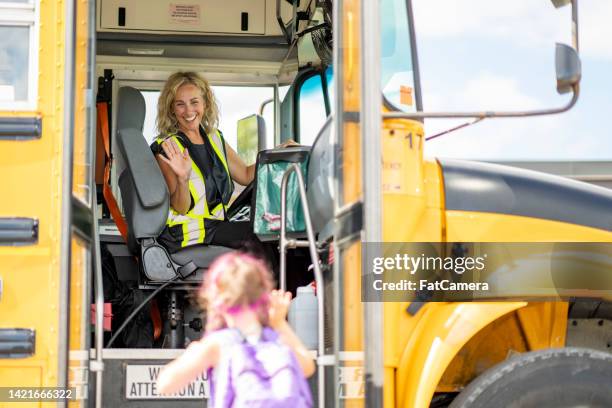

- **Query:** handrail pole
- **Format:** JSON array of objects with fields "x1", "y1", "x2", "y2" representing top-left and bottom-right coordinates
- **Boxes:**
[
  {"x1": 280, "y1": 169, "x2": 289, "y2": 291},
  {"x1": 91, "y1": 207, "x2": 105, "y2": 408},
  {"x1": 279, "y1": 163, "x2": 326, "y2": 407}
]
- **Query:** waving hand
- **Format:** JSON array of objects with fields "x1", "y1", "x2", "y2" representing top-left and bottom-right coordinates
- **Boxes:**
[{"x1": 159, "y1": 139, "x2": 192, "y2": 183}]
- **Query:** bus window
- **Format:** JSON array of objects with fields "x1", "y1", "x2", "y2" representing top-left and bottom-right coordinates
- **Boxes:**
[
  {"x1": 298, "y1": 73, "x2": 327, "y2": 146},
  {"x1": 380, "y1": 0, "x2": 418, "y2": 113},
  {"x1": 326, "y1": 67, "x2": 334, "y2": 113},
  {"x1": 279, "y1": 84, "x2": 290, "y2": 101},
  {"x1": 0, "y1": 1, "x2": 38, "y2": 108},
  {"x1": 139, "y1": 85, "x2": 274, "y2": 151},
  {"x1": 213, "y1": 86, "x2": 273, "y2": 150},
  {"x1": 141, "y1": 90, "x2": 160, "y2": 145}
]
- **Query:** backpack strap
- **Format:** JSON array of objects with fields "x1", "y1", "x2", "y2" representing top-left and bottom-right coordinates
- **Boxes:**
[{"x1": 206, "y1": 328, "x2": 244, "y2": 407}]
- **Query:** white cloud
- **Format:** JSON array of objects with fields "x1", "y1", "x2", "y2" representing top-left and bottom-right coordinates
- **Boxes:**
[
  {"x1": 424, "y1": 113, "x2": 582, "y2": 160},
  {"x1": 422, "y1": 72, "x2": 580, "y2": 160},
  {"x1": 422, "y1": 72, "x2": 542, "y2": 113},
  {"x1": 462, "y1": 73, "x2": 540, "y2": 110},
  {"x1": 413, "y1": 0, "x2": 571, "y2": 49},
  {"x1": 414, "y1": 0, "x2": 612, "y2": 61},
  {"x1": 214, "y1": 86, "x2": 273, "y2": 149},
  {"x1": 579, "y1": 0, "x2": 612, "y2": 60},
  {"x1": 414, "y1": 1, "x2": 612, "y2": 161}
]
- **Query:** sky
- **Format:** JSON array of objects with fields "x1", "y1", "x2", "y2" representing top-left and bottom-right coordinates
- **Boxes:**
[{"x1": 411, "y1": 0, "x2": 612, "y2": 161}]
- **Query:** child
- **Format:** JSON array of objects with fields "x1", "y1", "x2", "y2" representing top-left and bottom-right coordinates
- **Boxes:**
[{"x1": 157, "y1": 251, "x2": 315, "y2": 407}]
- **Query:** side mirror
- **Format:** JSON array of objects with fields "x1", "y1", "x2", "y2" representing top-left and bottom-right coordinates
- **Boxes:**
[
  {"x1": 553, "y1": 0, "x2": 581, "y2": 95},
  {"x1": 556, "y1": 43, "x2": 581, "y2": 94},
  {"x1": 237, "y1": 114, "x2": 266, "y2": 166}
]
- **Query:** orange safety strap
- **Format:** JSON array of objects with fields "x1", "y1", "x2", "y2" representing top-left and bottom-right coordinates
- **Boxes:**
[
  {"x1": 97, "y1": 101, "x2": 129, "y2": 242},
  {"x1": 150, "y1": 298, "x2": 162, "y2": 341}
]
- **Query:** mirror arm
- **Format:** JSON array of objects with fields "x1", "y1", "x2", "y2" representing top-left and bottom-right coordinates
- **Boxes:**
[
  {"x1": 571, "y1": 0, "x2": 579, "y2": 52},
  {"x1": 382, "y1": 86, "x2": 579, "y2": 120},
  {"x1": 551, "y1": 0, "x2": 579, "y2": 51}
]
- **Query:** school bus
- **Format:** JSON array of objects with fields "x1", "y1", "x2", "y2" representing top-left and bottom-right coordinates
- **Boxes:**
[{"x1": 1, "y1": 0, "x2": 611, "y2": 407}]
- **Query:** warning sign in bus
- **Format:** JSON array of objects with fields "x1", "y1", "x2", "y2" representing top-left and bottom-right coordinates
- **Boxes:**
[
  {"x1": 125, "y1": 365, "x2": 209, "y2": 400},
  {"x1": 169, "y1": 4, "x2": 201, "y2": 25}
]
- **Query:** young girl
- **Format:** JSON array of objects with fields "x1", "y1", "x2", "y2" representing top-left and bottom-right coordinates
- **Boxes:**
[{"x1": 156, "y1": 252, "x2": 315, "y2": 407}]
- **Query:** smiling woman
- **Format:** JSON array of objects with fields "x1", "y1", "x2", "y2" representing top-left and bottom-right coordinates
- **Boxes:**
[
  {"x1": 150, "y1": 71, "x2": 263, "y2": 254},
  {"x1": 140, "y1": 86, "x2": 275, "y2": 149},
  {"x1": 172, "y1": 85, "x2": 207, "y2": 135}
]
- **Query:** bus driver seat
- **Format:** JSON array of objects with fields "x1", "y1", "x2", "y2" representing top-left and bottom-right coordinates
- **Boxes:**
[{"x1": 115, "y1": 86, "x2": 232, "y2": 284}]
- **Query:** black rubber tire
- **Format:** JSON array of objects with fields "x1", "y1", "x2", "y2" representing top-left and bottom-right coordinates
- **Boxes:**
[{"x1": 449, "y1": 348, "x2": 612, "y2": 408}]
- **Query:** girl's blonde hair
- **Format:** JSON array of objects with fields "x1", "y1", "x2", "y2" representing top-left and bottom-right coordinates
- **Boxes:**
[
  {"x1": 156, "y1": 71, "x2": 219, "y2": 137},
  {"x1": 198, "y1": 252, "x2": 274, "y2": 332}
]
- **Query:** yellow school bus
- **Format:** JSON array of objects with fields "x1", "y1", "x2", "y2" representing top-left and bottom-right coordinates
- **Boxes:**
[{"x1": 1, "y1": 0, "x2": 611, "y2": 407}]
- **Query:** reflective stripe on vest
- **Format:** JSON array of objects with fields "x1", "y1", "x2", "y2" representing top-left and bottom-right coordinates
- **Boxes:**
[{"x1": 157, "y1": 130, "x2": 230, "y2": 248}]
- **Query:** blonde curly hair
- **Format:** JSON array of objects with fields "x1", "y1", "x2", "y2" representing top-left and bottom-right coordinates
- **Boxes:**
[{"x1": 156, "y1": 71, "x2": 219, "y2": 137}]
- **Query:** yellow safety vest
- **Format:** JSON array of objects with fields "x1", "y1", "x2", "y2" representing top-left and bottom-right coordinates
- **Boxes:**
[{"x1": 156, "y1": 130, "x2": 231, "y2": 248}]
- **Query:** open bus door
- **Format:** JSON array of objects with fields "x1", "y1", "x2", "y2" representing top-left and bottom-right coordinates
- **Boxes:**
[
  {"x1": 87, "y1": 0, "x2": 320, "y2": 407},
  {"x1": 0, "y1": 0, "x2": 97, "y2": 406}
]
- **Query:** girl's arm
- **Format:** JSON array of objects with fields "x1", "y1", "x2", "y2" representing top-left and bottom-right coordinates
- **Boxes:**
[
  {"x1": 268, "y1": 290, "x2": 316, "y2": 378},
  {"x1": 156, "y1": 336, "x2": 220, "y2": 395}
]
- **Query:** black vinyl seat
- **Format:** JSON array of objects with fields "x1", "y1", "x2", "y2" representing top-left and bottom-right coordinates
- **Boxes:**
[
  {"x1": 170, "y1": 244, "x2": 230, "y2": 274},
  {"x1": 115, "y1": 86, "x2": 231, "y2": 284}
]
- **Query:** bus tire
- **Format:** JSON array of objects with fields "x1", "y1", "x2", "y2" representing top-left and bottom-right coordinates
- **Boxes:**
[{"x1": 449, "y1": 347, "x2": 612, "y2": 408}]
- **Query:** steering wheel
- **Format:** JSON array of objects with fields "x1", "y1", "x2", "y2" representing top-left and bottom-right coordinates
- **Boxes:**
[{"x1": 226, "y1": 180, "x2": 254, "y2": 220}]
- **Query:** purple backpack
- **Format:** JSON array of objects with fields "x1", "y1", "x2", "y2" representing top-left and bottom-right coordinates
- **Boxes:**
[{"x1": 207, "y1": 327, "x2": 313, "y2": 408}]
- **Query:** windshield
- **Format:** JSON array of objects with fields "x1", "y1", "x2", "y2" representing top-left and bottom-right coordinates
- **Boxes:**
[{"x1": 381, "y1": 0, "x2": 419, "y2": 113}]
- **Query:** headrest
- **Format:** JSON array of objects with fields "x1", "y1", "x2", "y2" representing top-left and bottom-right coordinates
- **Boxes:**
[{"x1": 117, "y1": 86, "x2": 146, "y2": 132}]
